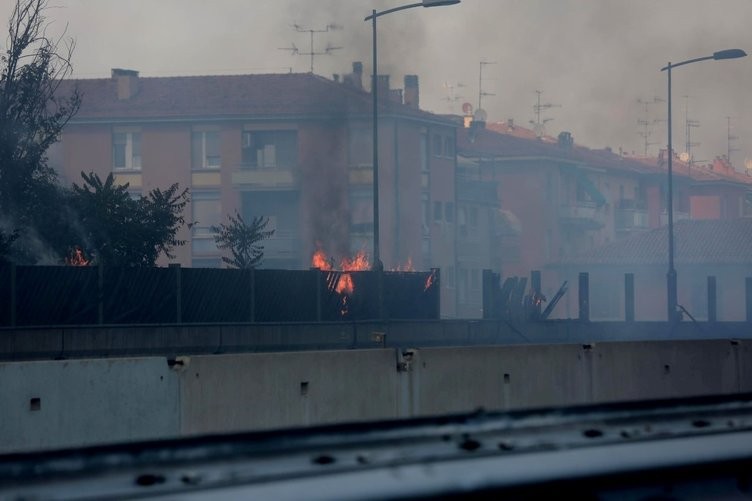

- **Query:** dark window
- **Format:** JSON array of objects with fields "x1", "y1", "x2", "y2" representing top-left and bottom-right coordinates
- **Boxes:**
[
  {"x1": 433, "y1": 134, "x2": 442, "y2": 157},
  {"x1": 242, "y1": 130, "x2": 297, "y2": 169},
  {"x1": 433, "y1": 201, "x2": 442, "y2": 221},
  {"x1": 445, "y1": 202, "x2": 454, "y2": 223}
]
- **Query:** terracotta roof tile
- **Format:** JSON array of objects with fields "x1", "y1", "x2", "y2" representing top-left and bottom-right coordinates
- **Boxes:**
[{"x1": 60, "y1": 72, "x2": 447, "y2": 123}]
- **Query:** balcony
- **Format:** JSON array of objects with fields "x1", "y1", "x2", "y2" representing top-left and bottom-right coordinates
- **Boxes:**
[
  {"x1": 232, "y1": 168, "x2": 297, "y2": 189},
  {"x1": 660, "y1": 210, "x2": 689, "y2": 226},
  {"x1": 616, "y1": 209, "x2": 649, "y2": 232},
  {"x1": 558, "y1": 201, "x2": 604, "y2": 230}
]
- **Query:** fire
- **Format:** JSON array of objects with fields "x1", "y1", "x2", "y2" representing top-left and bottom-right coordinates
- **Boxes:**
[
  {"x1": 311, "y1": 249, "x2": 333, "y2": 271},
  {"x1": 424, "y1": 268, "x2": 437, "y2": 291},
  {"x1": 391, "y1": 257, "x2": 414, "y2": 272},
  {"x1": 65, "y1": 245, "x2": 90, "y2": 266},
  {"x1": 311, "y1": 247, "x2": 370, "y2": 316}
]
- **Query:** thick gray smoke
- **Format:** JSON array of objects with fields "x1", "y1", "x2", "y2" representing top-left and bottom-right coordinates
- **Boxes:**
[{"x1": 2, "y1": 0, "x2": 750, "y2": 166}]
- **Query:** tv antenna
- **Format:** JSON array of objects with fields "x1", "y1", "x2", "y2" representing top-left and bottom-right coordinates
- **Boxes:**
[
  {"x1": 726, "y1": 116, "x2": 740, "y2": 164},
  {"x1": 279, "y1": 23, "x2": 342, "y2": 74},
  {"x1": 530, "y1": 90, "x2": 560, "y2": 138},
  {"x1": 637, "y1": 96, "x2": 664, "y2": 156},
  {"x1": 478, "y1": 60, "x2": 496, "y2": 111},
  {"x1": 443, "y1": 81, "x2": 465, "y2": 113},
  {"x1": 683, "y1": 95, "x2": 700, "y2": 165}
]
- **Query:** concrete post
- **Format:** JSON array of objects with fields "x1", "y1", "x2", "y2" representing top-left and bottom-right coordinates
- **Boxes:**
[
  {"x1": 97, "y1": 265, "x2": 104, "y2": 325},
  {"x1": 10, "y1": 264, "x2": 16, "y2": 327},
  {"x1": 250, "y1": 268, "x2": 256, "y2": 323},
  {"x1": 169, "y1": 264, "x2": 182, "y2": 324},
  {"x1": 707, "y1": 276, "x2": 717, "y2": 323},
  {"x1": 530, "y1": 270, "x2": 542, "y2": 319},
  {"x1": 624, "y1": 273, "x2": 634, "y2": 322},
  {"x1": 578, "y1": 272, "x2": 589, "y2": 322}
]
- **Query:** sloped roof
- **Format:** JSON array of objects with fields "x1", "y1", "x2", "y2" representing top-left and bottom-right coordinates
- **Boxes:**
[
  {"x1": 554, "y1": 218, "x2": 752, "y2": 266},
  {"x1": 60, "y1": 72, "x2": 449, "y2": 124},
  {"x1": 457, "y1": 126, "x2": 655, "y2": 175},
  {"x1": 458, "y1": 126, "x2": 752, "y2": 186}
]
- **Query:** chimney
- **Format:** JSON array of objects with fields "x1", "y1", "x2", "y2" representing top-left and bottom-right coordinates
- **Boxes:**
[
  {"x1": 506, "y1": 118, "x2": 514, "y2": 130},
  {"x1": 404, "y1": 75, "x2": 419, "y2": 109},
  {"x1": 343, "y1": 61, "x2": 363, "y2": 90},
  {"x1": 390, "y1": 88, "x2": 403, "y2": 103},
  {"x1": 112, "y1": 68, "x2": 139, "y2": 100},
  {"x1": 333, "y1": 74, "x2": 340, "y2": 83},
  {"x1": 557, "y1": 131, "x2": 573, "y2": 149},
  {"x1": 376, "y1": 74, "x2": 390, "y2": 99}
]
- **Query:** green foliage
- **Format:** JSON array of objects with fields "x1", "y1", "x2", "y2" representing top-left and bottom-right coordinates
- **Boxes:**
[
  {"x1": 0, "y1": 0, "x2": 80, "y2": 262},
  {"x1": 70, "y1": 172, "x2": 190, "y2": 266},
  {"x1": 212, "y1": 212, "x2": 274, "y2": 269}
]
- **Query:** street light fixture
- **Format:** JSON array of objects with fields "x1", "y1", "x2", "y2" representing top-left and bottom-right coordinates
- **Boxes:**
[
  {"x1": 365, "y1": 0, "x2": 460, "y2": 271},
  {"x1": 660, "y1": 48, "x2": 746, "y2": 323}
]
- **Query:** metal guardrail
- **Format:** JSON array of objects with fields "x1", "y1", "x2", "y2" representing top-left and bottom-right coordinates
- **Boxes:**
[{"x1": 2, "y1": 393, "x2": 752, "y2": 499}]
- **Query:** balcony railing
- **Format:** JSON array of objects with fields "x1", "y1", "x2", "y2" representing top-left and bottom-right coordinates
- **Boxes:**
[
  {"x1": 558, "y1": 201, "x2": 604, "y2": 229},
  {"x1": 615, "y1": 208, "x2": 649, "y2": 231}
]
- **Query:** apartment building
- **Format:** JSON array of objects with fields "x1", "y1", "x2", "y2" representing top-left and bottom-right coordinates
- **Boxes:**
[
  {"x1": 53, "y1": 65, "x2": 460, "y2": 316},
  {"x1": 457, "y1": 118, "x2": 752, "y2": 320}
]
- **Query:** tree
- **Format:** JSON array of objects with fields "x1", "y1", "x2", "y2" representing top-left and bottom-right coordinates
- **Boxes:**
[
  {"x1": 0, "y1": 0, "x2": 80, "y2": 263},
  {"x1": 70, "y1": 172, "x2": 190, "y2": 266},
  {"x1": 212, "y1": 212, "x2": 274, "y2": 269}
]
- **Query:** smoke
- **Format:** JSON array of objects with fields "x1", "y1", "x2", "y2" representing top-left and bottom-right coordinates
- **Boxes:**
[{"x1": 2, "y1": 0, "x2": 750, "y2": 165}]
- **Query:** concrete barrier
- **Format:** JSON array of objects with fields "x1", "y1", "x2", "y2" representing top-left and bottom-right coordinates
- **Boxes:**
[
  {"x1": 177, "y1": 349, "x2": 400, "y2": 435},
  {"x1": 0, "y1": 357, "x2": 179, "y2": 453},
  {"x1": 2, "y1": 339, "x2": 751, "y2": 454}
]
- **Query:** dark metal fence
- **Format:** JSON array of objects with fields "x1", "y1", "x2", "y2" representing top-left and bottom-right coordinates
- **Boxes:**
[{"x1": 0, "y1": 265, "x2": 440, "y2": 327}]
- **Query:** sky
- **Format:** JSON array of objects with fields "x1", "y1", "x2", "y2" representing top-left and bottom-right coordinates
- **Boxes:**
[{"x1": 3, "y1": 0, "x2": 751, "y2": 168}]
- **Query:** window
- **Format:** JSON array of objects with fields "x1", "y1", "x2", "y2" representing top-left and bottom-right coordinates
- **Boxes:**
[
  {"x1": 420, "y1": 134, "x2": 429, "y2": 172},
  {"x1": 192, "y1": 131, "x2": 221, "y2": 169},
  {"x1": 445, "y1": 202, "x2": 454, "y2": 223},
  {"x1": 433, "y1": 201, "x2": 442, "y2": 221},
  {"x1": 458, "y1": 206, "x2": 467, "y2": 236},
  {"x1": 469, "y1": 206, "x2": 479, "y2": 227},
  {"x1": 348, "y1": 128, "x2": 372, "y2": 167},
  {"x1": 349, "y1": 187, "x2": 373, "y2": 233},
  {"x1": 443, "y1": 136, "x2": 455, "y2": 157},
  {"x1": 192, "y1": 192, "x2": 221, "y2": 256},
  {"x1": 112, "y1": 131, "x2": 141, "y2": 170},
  {"x1": 242, "y1": 130, "x2": 297, "y2": 169},
  {"x1": 432, "y1": 134, "x2": 442, "y2": 157},
  {"x1": 421, "y1": 193, "x2": 430, "y2": 235}
]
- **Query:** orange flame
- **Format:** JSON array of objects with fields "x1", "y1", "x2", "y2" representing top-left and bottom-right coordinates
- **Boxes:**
[
  {"x1": 424, "y1": 269, "x2": 437, "y2": 291},
  {"x1": 391, "y1": 257, "x2": 414, "y2": 272},
  {"x1": 65, "y1": 246, "x2": 90, "y2": 266},
  {"x1": 312, "y1": 247, "x2": 370, "y2": 316}
]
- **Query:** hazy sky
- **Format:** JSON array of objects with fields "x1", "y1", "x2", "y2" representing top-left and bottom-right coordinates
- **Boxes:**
[{"x1": 3, "y1": 0, "x2": 751, "y2": 167}]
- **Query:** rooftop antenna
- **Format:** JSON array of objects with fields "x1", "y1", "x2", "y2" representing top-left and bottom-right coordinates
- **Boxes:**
[
  {"x1": 530, "y1": 90, "x2": 560, "y2": 138},
  {"x1": 726, "y1": 116, "x2": 740, "y2": 164},
  {"x1": 279, "y1": 23, "x2": 342, "y2": 74},
  {"x1": 683, "y1": 95, "x2": 700, "y2": 165},
  {"x1": 443, "y1": 81, "x2": 465, "y2": 113},
  {"x1": 478, "y1": 60, "x2": 496, "y2": 111},
  {"x1": 637, "y1": 96, "x2": 665, "y2": 156}
]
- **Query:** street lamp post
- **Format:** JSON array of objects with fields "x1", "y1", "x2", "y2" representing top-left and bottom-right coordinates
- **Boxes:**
[
  {"x1": 661, "y1": 48, "x2": 746, "y2": 323},
  {"x1": 365, "y1": 0, "x2": 460, "y2": 271}
]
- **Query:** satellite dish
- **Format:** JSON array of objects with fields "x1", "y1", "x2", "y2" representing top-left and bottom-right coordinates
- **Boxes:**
[
  {"x1": 462, "y1": 102, "x2": 473, "y2": 114},
  {"x1": 679, "y1": 152, "x2": 690, "y2": 162},
  {"x1": 745, "y1": 158, "x2": 752, "y2": 171},
  {"x1": 473, "y1": 108, "x2": 488, "y2": 122}
]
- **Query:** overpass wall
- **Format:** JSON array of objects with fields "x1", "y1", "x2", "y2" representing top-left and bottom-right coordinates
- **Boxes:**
[{"x1": 1, "y1": 340, "x2": 750, "y2": 453}]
